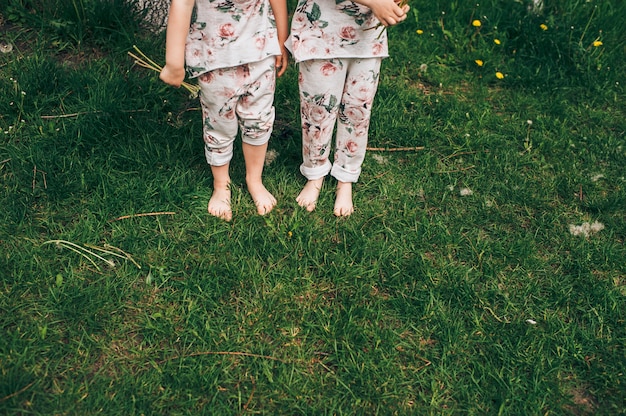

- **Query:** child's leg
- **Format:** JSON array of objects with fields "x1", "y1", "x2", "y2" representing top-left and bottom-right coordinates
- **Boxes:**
[
  {"x1": 198, "y1": 70, "x2": 239, "y2": 221},
  {"x1": 334, "y1": 181, "x2": 354, "y2": 217},
  {"x1": 208, "y1": 163, "x2": 232, "y2": 221},
  {"x1": 237, "y1": 57, "x2": 278, "y2": 215},
  {"x1": 242, "y1": 142, "x2": 276, "y2": 215},
  {"x1": 297, "y1": 59, "x2": 348, "y2": 211},
  {"x1": 331, "y1": 58, "x2": 382, "y2": 216}
]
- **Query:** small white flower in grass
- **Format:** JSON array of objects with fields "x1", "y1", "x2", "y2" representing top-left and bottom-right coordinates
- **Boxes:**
[
  {"x1": 460, "y1": 187, "x2": 473, "y2": 196},
  {"x1": 0, "y1": 42, "x2": 13, "y2": 53},
  {"x1": 371, "y1": 153, "x2": 387, "y2": 164},
  {"x1": 568, "y1": 221, "x2": 605, "y2": 237},
  {"x1": 526, "y1": 319, "x2": 537, "y2": 325},
  {"x1": 447, "y1": 185, "x2": 454, "y2": 191},
  {"x1": 589, "y1": 221, "x2": 605, "y2": 233}
]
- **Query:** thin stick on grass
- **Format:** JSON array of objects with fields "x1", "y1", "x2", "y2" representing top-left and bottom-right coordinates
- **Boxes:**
[
  {"x1": 435, "y1": 165, "x2": 476, "y2": 174},
  {"x1": 32, "y1": 166, "x2": 47, "y2": 190},
  {"x1": 158, "y1": 351, "x2": 285, "y2": 365},
  {"x1": 366, "y1": 146, "x2": 425, "y2": 152},
  {"x1": 112, "y1": 211, "x2": 176, "y2": 221},
  {"x1": 42, "y1": 240, "x2": 116, "y2": 270},
  {"x1": 41, "y1": 109, "x2": 149, "y2": 120},
  {"x1": 240, "y1": 376, "x2": 256, "y2": 416},
  {"x1": 41, "y1": 111, "x2": 103, "y2": 119},
  {"x1": 0, "y1": 381, "x2": 36, "y2": 403},
  {"x1": 103, "y1": 244, "x2": 142, "y2": 269},
  {"x1": 85, "y1": 244, "x2": 142, "y2": 269}
]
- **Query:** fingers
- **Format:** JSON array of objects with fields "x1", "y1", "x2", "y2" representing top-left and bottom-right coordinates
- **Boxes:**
[
  {"x1": 379, "y1": 4, "x2": 409, "y2": 27},
  {"x1": 275, "y1": 54, "x2": 288, "y2": 78}
]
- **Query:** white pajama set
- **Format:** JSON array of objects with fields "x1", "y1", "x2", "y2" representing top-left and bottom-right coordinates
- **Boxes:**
[
  {"x1": 286, "y1": 0, "x2": 389, "y2": 183},
  {"x1": 185, "y1": 0, "x2": 281, "y2": 167}
]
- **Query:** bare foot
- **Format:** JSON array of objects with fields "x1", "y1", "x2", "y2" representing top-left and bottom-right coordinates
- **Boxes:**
[
  {"x1": 208, "y1": 185, "x2": 232, "y2": 221},
  {"x1": 296, "y1": 178, "x2": 324, "y2": 212},
  {"x1": 334, "y1": 181, "x2": 354, "y2": 217},
  {"x1": 247, "y1": 180, "x2": 277, "y2": 215}
]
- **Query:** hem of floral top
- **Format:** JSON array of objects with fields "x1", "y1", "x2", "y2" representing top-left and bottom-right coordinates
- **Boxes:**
[
  {"x1": 187, "y1": 54, "x2": 283, "y2": 79},
  {"x1": 289, "y1": 54, "x2": 390, "y2": 64}
]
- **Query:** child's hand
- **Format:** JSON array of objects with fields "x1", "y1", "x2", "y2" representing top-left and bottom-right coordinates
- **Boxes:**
[
  {"x1": 360, "y1": 0, "x2": 408, "y2": 27},
  {"x1": 159, "y1": 64, "x2": 186, "y2": 87},
  {"x1": 275, "y1": 47, "x2": 289, "y2": 77}
]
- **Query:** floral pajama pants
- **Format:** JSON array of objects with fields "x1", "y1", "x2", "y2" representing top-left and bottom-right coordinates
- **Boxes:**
[
  {"x1": 197, "y1": 56, "x2": 276, "y2": 167},
  {"x1": 298, "y1": 57, "x2": 382, "y2": 183}
]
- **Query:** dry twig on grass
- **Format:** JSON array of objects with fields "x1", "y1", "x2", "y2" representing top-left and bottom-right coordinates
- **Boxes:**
[
  {"x1": 366, "y1": 146, "x2": 425, "y2": 152},
  {"x1": 112, "y1": 211, "x2": 176, "y2": 221}
]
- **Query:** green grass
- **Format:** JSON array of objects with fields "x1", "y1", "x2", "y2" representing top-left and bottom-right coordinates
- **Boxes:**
[{"x1": 1, "y1": 0, "x2": 625, "y2": 414}]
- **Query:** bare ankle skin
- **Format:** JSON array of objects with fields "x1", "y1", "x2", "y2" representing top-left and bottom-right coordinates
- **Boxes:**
[
  {"x1": 334, "y1": 181, "x2": 354, "y2": 217},
  {"x1": 246, "y1": 178, "x2": 277, "y2": 215},
  {"x1": 208, "y1": 164, "x2": 232, "y2": 221},
  {"x1": 242, "y1": 142, "x2": 277, "y2": 216},
  {"x1": 296, "y1": 177, "x2": 324, "y2": 212},
  {"x1": 208, "y1": 182, "x2": 232, "y2": 221}
]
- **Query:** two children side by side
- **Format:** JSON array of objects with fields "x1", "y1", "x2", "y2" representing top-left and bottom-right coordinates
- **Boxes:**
[{"x1": 160, "y1": 0, "x2": 410, "y2": 221}]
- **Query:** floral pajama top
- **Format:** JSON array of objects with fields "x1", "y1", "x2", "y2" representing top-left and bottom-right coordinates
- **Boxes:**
[
  {"x1": 286, "y1": 0, "x2": 388, "y2": 62},
  {"x1": 185, "y1": 0, "x2": 282, "y2": 78}
]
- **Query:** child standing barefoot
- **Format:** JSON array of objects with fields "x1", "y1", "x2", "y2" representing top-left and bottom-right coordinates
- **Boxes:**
[
  {"x1": 286, "y1": 0, "x2": 409, "y2": 216},
  {"x1": 160, "y1": 0, "x2": 289, "y2": 221}
]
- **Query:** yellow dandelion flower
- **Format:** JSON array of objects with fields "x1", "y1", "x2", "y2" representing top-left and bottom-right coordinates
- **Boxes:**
[
  {"x1": 593, "y1": 40, "x2": 603, "y2": 47},
  {"x1": 416, "y1": 29, "x2": 424, "y2": 35},
  {"x1": 494, "y1": 39, "x2": 501, "y2": 45},
  {"x1": 495, "y1": 72, "x2": 505, "y2": 79},
  {"x1": 540, "y1": 24, "x2": 548, "y2": 31},
  {"x1": 472, "y1": 20, "x2": 482, "y2": 27},
  {"x1": 475, "y1": 59, "x2": 484, "y2": 67}
]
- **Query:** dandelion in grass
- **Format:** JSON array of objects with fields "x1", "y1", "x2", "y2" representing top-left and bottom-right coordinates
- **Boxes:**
[
  {"x1": 593, "y1": 40, "x2": 603, "y2": 47},
  {"x1": 495, "y1": 71, "x2": 504, "y2": 79},
  {"x1": 472, "y1": 20, "x2": 481, "y2": 27},
  {"x1": 540, "y1": 24, "x2": 548, "y2": 31},
  {"x1": 416, "y1": 29, "x2": 424, "y2": 35},
  {"x1": 494, "y1": 38, "x2": 501, "y2": 45},
  {"x1": 475, "y1": 59, "x2": 484, "y2": 67}
]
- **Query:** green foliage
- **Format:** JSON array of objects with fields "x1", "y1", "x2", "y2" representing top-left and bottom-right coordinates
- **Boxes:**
[
  {"x1": 1, "y1": 0, "x2": 141, "y2": 46},
  {"x1": 391, "y1": 0, "x2": 624, "y2": 89},
  {"x1": 1, "y1": 0, "x2": 625, "y2": 414}
]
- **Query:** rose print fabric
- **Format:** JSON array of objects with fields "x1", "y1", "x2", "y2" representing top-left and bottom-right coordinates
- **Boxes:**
[
  {"x1": 286, "y1": 0, "x2": 388, "y2": 62},
  {"x1": 186, "y1": 0, "x2": 281, "y2": 78},
  {"x1": 198, "y1": 57, "x2": 277, "y2": 166},
  {"x1": 298, "y1": 57, "x2": 381, "y2": 182}
]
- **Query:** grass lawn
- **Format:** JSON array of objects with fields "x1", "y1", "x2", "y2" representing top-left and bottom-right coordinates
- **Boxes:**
[{"x1": 1, "y1": 0, "x2": 625, "y2": 414}]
